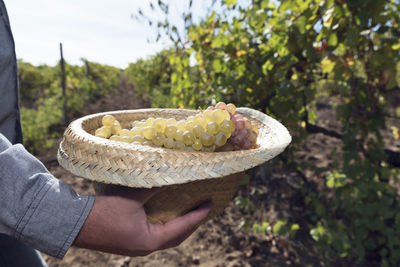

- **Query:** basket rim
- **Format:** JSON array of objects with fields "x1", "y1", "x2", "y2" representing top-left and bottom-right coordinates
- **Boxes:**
[{"x1": 57, "y1": 107, "x2": 292, "y2": 188}]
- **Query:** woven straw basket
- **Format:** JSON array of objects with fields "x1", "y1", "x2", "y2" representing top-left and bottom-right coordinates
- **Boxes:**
[{"x1": 57, "y1": 107, "x2": 291, "y2": 224}]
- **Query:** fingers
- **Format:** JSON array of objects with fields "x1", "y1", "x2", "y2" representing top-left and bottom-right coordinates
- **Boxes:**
[{"x1": 150, "y1": 201, "x2": 213, "y2": 250}]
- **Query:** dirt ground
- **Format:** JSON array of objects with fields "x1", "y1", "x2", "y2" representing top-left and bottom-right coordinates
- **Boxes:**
[{"x1": 36, "y1": 75, "x2": 399, "y2": 267}]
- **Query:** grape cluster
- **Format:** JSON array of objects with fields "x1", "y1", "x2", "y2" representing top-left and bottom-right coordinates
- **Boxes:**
[{"x1": 94, "y1": 102, "x2": 258, "y2": 151}]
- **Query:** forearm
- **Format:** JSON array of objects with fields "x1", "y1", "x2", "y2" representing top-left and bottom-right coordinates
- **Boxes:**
[{"x1": 0, "y1": 133, "x2": 94, "y2": 258}]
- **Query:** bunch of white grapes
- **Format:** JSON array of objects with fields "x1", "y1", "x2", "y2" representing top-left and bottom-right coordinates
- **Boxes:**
[{"x1": 94, "y1": 102, "x2": 258, "y2": 152}]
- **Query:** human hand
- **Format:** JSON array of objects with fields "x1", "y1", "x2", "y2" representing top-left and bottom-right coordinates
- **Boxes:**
[{"x1": 73, "y1": 186, "x2": 213, "y2": 256}]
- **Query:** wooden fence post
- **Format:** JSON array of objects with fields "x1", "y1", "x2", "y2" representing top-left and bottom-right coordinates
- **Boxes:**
[{"x1": 60, "y1": 43, "x2": 68, "y2": 125}]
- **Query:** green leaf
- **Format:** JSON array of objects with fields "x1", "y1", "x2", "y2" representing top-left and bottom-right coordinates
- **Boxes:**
[
  {"x1": 290, "y1": 223, "x2": 300, "y2": 236},
  {"x1": 171, "y1": 72, "x2": 178, "y2": 83},
  {"x1": 211, "y1": 35, "x2": 228, "y2": 48},
  {"x1": 262, "y1": 60, "x2": 273, "y2": 75},
  {"x1": 225, "y1": 0, "x2": 236, "y2": 8},
  {"x1": 326, "y1": 176, "x2": 335, "y2": 188},
  {"x1": 335, "y1": 43, "x2": 347, "y2": 56},
  {"x1": 279, "y1": 0, "x2": 294, "y2": 12},
  {"x1": 328, "y1": 33, "x2": 338, "y2": 46},
  {"x1": 321, "y1": 58, "x2": 336, "y2": 73},
  {"x1": 310, "y1": 222, "x2": 326, "y2": 242},
  {"x1": 273, "y1": 219, "x2": 288, "y2": 235},
  {"x1": 392, "y1": 42, "x2": 400, "y2": 50},
  {"x1": 296, "y1": 16, "x2": 307, "y2": 34},
  {"x1": 212, "y1": 59, "x2": 222, "y2": 73}
]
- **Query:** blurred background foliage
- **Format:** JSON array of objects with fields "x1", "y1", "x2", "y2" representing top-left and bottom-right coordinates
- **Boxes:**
[
  {"x1": 18, "y1": 0, "x2": 399, "y2": 265},
  {"x1": 18, "y1": 60, "x2": 121, "y2": 153}
]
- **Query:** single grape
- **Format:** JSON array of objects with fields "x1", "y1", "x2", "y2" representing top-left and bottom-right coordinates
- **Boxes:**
[
  {"x1": 130, "y1": 127, "x2": 142, "y2": 137},
  {"x1": 215, "y1": 132, "x2": 228, "y2": 147},
  {"x1": 142, "y1": 126, "x2": 155, "y2": 140},
  {"x1": 95, "y1": 126, "x2": 112, "y2": 138},
  {"x1": 111, "y1": 122, "x2": 122, "y2": 135},
  {"x1": 119, "y1": 128, "x2": 131, "y2": 137},
  {"x1": 210, "y1": 109, "x2": 225, "y2": 124},
  {"x1": 235, "y1": 119, "x2": 245, "y2": 130},
  {"x1": 177, "y1": 120, "x2": 187, "y2": 131},
  {"x1": 203, "y1": 110, "x2": 213, "y2": 123},
  {"x1": 206, "y1": 121, "x2": 219, "y2": 135},
  {"x1": 174, "y1": 141, "x2": 186, "y2": 150},
  {"x1": 192, "y1": 139, "x2": 203, "y2": 151},
  {"x1": 206, "y1": 106, "x2": 216, "y2": 110},
  {"x1": 185, "y1": 121, "x2": 195, "y2": 131},
  {"x1": 226, "y1": 103, "x2": 236, "y2": 115},
  {"x1": 153, "y1": 118, "x2": 167, "y2": 133},
  {"x1": 164, "y1": 137, "x2": 175, "y2": 149},
  {"x1": 231, "y1": 115, "x2": 237, "y2": 125},
  {"x1": 182, "y1": 130, "x2": 195, "y2": 146},
  {"x1": 193, "y1": 115, "x2": 207, "y2": 129},
  {"x1": 215, "y1": 101, "x2": 227, "y2": 110},
  {"x1": 175, "y1": 129, "x2": 184, "y2": 142},
  {"x1": 144, "y1": 117, "x2": 155, "y2": 126},
  {"x1": 233, "y1": 114, "x2": 244, "y2": 121},
  {"x1": 165, "y1": 125, "x2": 178, "y2": 139},
  {"x1": 166, "y1": 118, "x2": 177, "y2": 126},
  {"x1": 200, "y1": 132, "x2": 215, "y2": 146},
  {"x1": 102, "y1": 115, "x2": 116, "y2": 128},
  {"x1": 220, "y1": 119, "x2": 235, "y2": 135},
  {"x1": 132, "y1": 135, "x2": 145, "y2": 143},
  {"x1": 192, "y1": 125, "x2": 204, "y2": 138},
  {"x1": 232, "y1": 130, "x2": 245, "y2": 146},
  {"x1": 136, "y1": 122, "x2": 145, "y2": 127},
  {"x1": 244, "y1": 117, "x2": 252, "y2": 129},
  {"x1": 242, "y1": 139, "x2": 253, "y2": 149},
  {"x1": 152, "y1": 133, "x2": 165, "y2": 146},
  {"x1": 241, "y1": 127, "x2": 252, "y2": 138}
]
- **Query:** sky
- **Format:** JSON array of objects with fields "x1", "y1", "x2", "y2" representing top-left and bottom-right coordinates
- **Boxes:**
[{"x1": 4, "y1": 0, "x2": 211, "y2": 69}]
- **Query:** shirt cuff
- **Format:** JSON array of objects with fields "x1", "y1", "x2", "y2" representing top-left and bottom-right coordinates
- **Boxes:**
[
  {"x1": 0, "y1": 135, "x2": 95, "y2": 258},
  {"x1": 15, "y1": 178, "x2": 95, "y2": 258}
]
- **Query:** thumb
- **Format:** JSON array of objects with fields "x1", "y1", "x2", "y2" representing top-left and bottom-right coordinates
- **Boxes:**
[{"x1": 150, "y1": 201, "x2": 213, "y2": 250}]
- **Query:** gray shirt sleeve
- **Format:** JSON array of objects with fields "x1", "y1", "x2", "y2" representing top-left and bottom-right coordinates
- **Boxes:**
[
  {"x1": 0, "y1": 133, "x2": 95, "y2": 258},
  {"x1": 0, "y1": 1, "x2": 95, "y2": 259}
]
